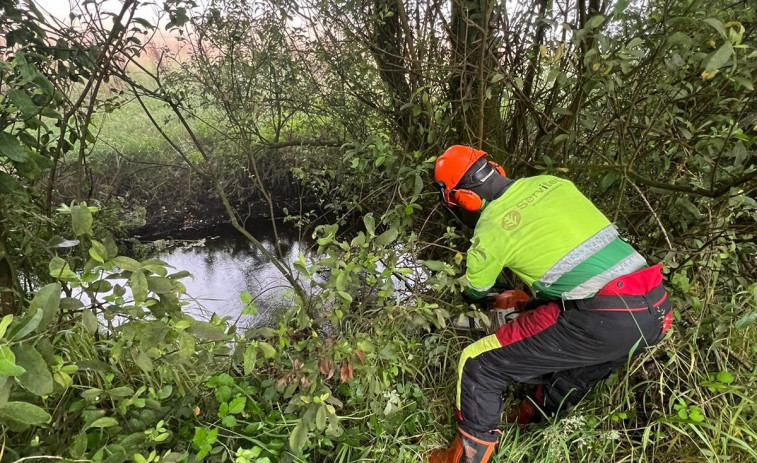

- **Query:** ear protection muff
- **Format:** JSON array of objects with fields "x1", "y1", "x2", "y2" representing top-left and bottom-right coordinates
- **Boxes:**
[
  {"x1": 488, "y1": 160, "x2": 506, "y2": 177},
  {"x1": 435, "y1": 148, "x2": 507, "y2": 212},
  {"x1": 450, "y1": 189, "x2": 483, "y2": 212}
]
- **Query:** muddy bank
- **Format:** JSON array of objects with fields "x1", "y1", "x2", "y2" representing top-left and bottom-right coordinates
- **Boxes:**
[{"x1": 128, "y1": 194, "x2": 320, "y2": 241}]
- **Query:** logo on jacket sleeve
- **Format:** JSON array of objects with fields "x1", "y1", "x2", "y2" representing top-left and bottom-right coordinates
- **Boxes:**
[{"x1": 501, "y1": 210, "x2": 521, "y2": 231}]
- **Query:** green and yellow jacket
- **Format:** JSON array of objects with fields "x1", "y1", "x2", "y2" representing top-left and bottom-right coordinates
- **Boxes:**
[{"x1": 465, "y1": 175, "x2": 646, "y2": 300}]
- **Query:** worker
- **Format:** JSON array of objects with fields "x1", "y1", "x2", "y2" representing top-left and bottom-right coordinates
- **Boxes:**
[{"x1": 429, "y1": 145, "x2": 672, "y2": 463}]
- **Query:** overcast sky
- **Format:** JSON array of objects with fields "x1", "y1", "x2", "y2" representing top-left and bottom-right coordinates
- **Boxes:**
[{"x1": 39, "y1": 0, "x2": 162, "y2": 22}]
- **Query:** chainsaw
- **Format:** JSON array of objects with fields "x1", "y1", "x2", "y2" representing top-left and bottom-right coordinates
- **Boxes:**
[{"x1": 453, "y1": 289, "x2": 530, "y2": 334}]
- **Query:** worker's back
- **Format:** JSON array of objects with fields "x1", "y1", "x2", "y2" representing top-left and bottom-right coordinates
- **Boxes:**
[{"x1": 466, "y1": 175, "x2": 647, "y2": 300}]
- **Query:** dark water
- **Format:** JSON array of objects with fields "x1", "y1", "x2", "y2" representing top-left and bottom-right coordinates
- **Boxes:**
[{"x1": 153, "y1": 221, "x2": 313, "y2": 328}]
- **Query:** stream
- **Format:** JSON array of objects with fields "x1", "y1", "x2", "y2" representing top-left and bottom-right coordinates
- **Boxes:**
[{"x1": 150, "y1": 220, "x2": 313, "y2": 329}]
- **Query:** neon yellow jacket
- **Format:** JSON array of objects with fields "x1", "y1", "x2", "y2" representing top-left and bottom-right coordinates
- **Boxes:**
[{"x1": 465, "y1": 176, "x2": 646, "y2": 300}]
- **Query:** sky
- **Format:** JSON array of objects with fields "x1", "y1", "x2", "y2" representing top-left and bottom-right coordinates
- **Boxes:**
[{"x1": 39, "y1": 0, "x2": 162, "y2": 23}]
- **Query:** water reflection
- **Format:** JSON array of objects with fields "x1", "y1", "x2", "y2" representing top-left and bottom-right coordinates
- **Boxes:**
[{"x1": 155, "y1": 221, "x2": 310, "y2": 328}]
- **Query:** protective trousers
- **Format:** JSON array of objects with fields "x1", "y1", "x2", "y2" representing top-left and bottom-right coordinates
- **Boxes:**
[{"x1": 456, "y1": 265, "x2": 672, "y2": 441}]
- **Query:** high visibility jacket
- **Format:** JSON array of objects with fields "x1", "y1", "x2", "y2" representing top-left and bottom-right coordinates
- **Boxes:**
[{"x1": 465, "y1": 175, "x2": 646, "y2": 300}]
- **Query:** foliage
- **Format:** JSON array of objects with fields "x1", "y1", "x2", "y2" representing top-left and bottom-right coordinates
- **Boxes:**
[{"x1": 1, "y1": 0, "x2": 756, "y2": 462}]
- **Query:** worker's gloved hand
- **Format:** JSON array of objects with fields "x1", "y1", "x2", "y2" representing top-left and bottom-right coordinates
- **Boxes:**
[{"x1": 463, "y1": 286, "x2": 490, "y2": 301}]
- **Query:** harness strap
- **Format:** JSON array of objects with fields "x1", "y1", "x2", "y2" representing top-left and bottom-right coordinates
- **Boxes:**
[{"x1": 578, "y1": 283, "x2": 667, "y2": 312}]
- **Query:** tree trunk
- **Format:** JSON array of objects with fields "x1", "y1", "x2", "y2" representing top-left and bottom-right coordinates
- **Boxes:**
[
  {"x1": 506, "y1": 0, "x2": 549, "y2": 157},
  {"x1": 370, "y1": 0, "x2": 424, "y2": 149},
  {"x1": 448, "y1": 0, "x2": 506, "y2": 158}
]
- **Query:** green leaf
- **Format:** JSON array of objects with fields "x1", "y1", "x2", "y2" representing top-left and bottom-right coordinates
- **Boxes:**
[
  {"x1": 7, "y1": 89, "x2": 38, "y2": 118},
  {"x1": 732, "y1": 75, "x2": 754, "y2": 91},
  {"x1": 0, "y1": 132, "x2": 29, "y2": 162},
  {"x1": 422, "y1": 260, "x2": 448, "y2": 272},
  {"x1": 375, "y1": 227, "x2": 398, "y2": 246},
  {"x1": 89, "y1": 240, "x2": 108, "y2": 263},
  {"x1": 289, "y1": 421, "x2": 308, "y2": 453},
  {"x1": 585, "y1": 14, "x2": 605, "y2": 29},
  {"x1": 8, "y1": 308, "x2": 43, "y2": 342},
  {"x1": 735, "y1": 312, "x2": 757, "y2": 329},
  {"x1": 81, "y1": 388, "x2": 103, "y2": 401},
  {"x1": 612, "y1": 0, "x2": 629, "y2": 16},
  {"x1": 688, "y1": 407, "x2": 705, "y2": 423},
  {"x1": 413, "y1": 173, "x2": 423, "y2": 197},
  {"x1": 336, "y1": 291, "x2": 353, "y2": 303},
  {"x1": 88, "y1": 417, "x2": 119, "y2": 428},
  {"x1": 82, "y1": 310, "x2": 98, "y2": 334},
  {"x1": 0, "y1": 172, "x2": 23, "y2": 195},
  {"x1": 552, "y1": 133, "x2": 570, "y2": 145},
  {"x1": 48, "y1": 236, "x2": 80, "y2": 248},
  {"x1": 315, "y1": 406, "x2": 327, "y2": 431},
  {"x1": 141, "y1": 264, "x2": 168, "y2": 277},
  {"x1": 243, "y1": 343, "x2": 258, "y2": 375},
  {"x1": 71, "y1": 203, "x2": 94, "y2": 236},
  {"x1": 221, "y1": 415, "x2": 237, "y2": 427},
  {"x1": 258, "y1": 342, "x2": 277, "y2": 359},
  {"x1": 363, "y1": 214, "x2": 375, "y2": 235},
  {"x1": 0, "y1": 401, "x2": 51, "y2": 425},
  {"x1": 703, "y1": 18, "x2": 727, "y2": 39},
  {"x1": 177, "y1": 331, "x2": 195, "y2": 361},
  {"x1": 103, "y1": 236, "x2": 119, "y2": 260},
  {"x1": 705, "y1": 41, "x2": 734, "y2": 72},
  {"x1": 13, "y1": 344, "x2": 54, "y2": 396},
  {"x1": 676, "y1": 198, "x2": 703, "y2": 219},
  {"x1": 49, "y1": 256, "x2": 77, "y2": 280},
  {"x1": 113, "y1": 256, "x2": 140, "y2": 272},
  {"x1": 88, "y1": 279, "x2": 112, "y2": 293},
  {"x1": 240, "y1": 291, "x2": 252, "y2": 303},
  {"x1": 134, "y1": 352, "x2": 153, "y2": 372},
  {"x1": 187, "y1": 322, "x2": 227, "y2": 341},
  {"x1": 147, "y1": 276, "x2": 174, "y2": 294},
  {"x1": 0, "y1": 315, "x2": 13, "y2": 339},
  {"x1": 168, "y1": 270, "x2": 192, "y2": 280},
  {"x1": 241, "y1": 301, "x2": 258, "y2": 316},
  {"x1": 0, "y1": 346, "x2": 26, "y2": 376},
  {"x1": 30, "y1": 283, "x2": 61, "y2": 334},
  {"x1": 130, "y1": 271, "x2": 148, "y2": 304},
  {"x1": 10, "y1": 283, "x2": 61, "y2": 340},
  {"x1": 228, "y1": 397, "x2": 246, "y2": 414},
  {"x1": 716, "y1": 371, "x2": 735, "y2": 384},
  {"x1": 108, "y1": 386, "x2": 135, "y2": 398},
  {"x1": 600, "y1": 171, "x2": 621, "y2": 191},
  {"x1": 68, "y1": 433, "x2": 87, "y2": 458}
]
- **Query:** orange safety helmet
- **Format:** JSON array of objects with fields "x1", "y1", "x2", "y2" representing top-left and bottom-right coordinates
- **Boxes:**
[{"x1": 434, "y1": 145, "x2": 506, "y2": 211}]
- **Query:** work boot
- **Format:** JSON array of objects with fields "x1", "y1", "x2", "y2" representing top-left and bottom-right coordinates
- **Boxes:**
[
  {"x1": 427, "y1": 428, "x2": 498, "y2": 463},
  {"x1": 504, "y1": 398, "x2": 537, "y2": 425},
  {"x1": 505, "y1": 385, "x2": 545, "y2": 425}
]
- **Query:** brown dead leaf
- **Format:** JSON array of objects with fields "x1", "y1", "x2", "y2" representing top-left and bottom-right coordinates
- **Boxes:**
[
  {"x1": 340, "y1": 361, "x2": 354, "y2": 383},
  {"x1": 300, "y1": 376, "x2": 313, "y2": 388},
  {"x1": 319, "y1": 358, "x2": 335, "y2": 379},
  {"x1": 354, "y1": 350, "x2": 366, "y2": 363}
]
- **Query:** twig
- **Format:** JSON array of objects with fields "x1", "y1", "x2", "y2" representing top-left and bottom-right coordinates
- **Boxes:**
[
  {"x1": 13, "y1": 457, "x2": 90, "y2": 463},
  {"x1": 628, "y1": 179, "x2": 673, "y2": 250}
]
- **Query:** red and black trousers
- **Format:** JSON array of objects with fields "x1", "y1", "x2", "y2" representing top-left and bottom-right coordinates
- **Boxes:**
[{"x1": 455, "y1": 265, "x2": 672, "y2": 442}]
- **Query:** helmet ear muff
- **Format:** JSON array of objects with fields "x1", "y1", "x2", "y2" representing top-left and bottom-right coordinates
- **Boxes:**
[
  {"x1": 488, "y1": 160, "x2": 506, "y2": 177},
  {"x1": 451, "y1": 189, "x2": 483, "y2": 212}
]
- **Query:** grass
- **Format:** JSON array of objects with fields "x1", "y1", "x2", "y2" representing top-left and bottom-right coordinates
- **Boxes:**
[{"x1": 412, "y1": 292, "x2": 757, "y2": 463}]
